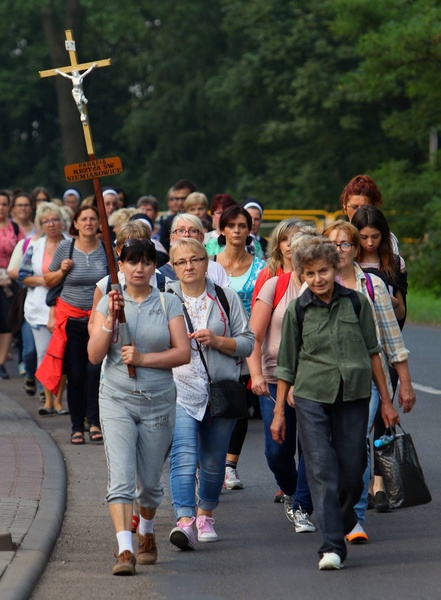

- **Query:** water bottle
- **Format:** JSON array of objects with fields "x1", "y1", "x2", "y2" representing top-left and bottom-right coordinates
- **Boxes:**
[{"x1": 374, "y1": 434, "x2": 395, "y2": 449}]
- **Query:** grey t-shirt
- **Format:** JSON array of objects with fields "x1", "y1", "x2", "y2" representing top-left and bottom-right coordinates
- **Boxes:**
[
  {"x1": 50, "y1": 239, "x2": 108, "y2": 310},
  {"x1": 97, "y1": 287, "x2": 183, "y2": 393}
]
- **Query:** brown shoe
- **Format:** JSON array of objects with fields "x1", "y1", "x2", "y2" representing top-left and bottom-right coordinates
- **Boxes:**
[
  {"x1": 137, "y1": 533, "x2": 157, "y2": 565},
  {"x1": 112, "y1": 549, "x2": 136, "y2": 575}
]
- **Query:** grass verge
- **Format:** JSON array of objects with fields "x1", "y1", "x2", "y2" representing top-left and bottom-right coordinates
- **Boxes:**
[{"x1": 406, "y1": 289, "x2": 441, "y2": 326}]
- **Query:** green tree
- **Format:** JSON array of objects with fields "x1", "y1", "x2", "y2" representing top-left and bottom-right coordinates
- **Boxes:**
[{"x1": 207, "y1": 0, "x2": 404, "y2": 208}]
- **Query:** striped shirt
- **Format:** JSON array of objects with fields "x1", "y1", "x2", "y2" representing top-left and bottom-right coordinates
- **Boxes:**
[{"x1": 50, "y1": 239, "x2": 108, "y2": 310}]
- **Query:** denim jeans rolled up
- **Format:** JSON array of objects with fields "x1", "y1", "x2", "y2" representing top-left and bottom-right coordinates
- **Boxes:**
[
  {"x1": 260, "y1": 383, "x2": 313, "y2": 514},
  {"x1": 169, "y1": 404, "x2": 236, "y2": 518}
]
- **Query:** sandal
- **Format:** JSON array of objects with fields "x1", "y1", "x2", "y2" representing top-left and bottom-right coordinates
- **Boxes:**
[
  {"x1": 71, "y1": 432, "x2": 85, "y2": 445},
  {"x1": 89, "y1": 428, "x2": 104, "y2": 443}
]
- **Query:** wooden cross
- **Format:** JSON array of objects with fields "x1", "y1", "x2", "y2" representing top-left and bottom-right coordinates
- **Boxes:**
[
  {"x1": 39, "y1": 29, "x2": 111, "y2": 154},
  {"x1": 39, "y1": 30, "x2": 136, "y2": 377}
]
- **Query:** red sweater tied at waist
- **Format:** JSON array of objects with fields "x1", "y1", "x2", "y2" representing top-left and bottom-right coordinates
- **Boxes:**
[{"x1": 35, "y1": 297, "x2": 91, "y2": 395}]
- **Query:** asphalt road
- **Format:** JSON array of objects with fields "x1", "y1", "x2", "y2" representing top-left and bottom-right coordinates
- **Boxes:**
[{"x1": 10, "y1": 323, "x2": 440, "y2": 600}]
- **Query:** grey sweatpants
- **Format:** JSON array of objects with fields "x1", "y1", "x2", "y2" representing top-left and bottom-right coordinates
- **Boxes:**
[{"x1": 99, "y1": 381, "x2": 176, "y2": 508}]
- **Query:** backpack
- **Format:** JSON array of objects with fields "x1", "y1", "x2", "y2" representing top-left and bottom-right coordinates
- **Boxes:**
[
  {"x1": 214, "y1": 285, "x2": 230, "y2": 320},
  {"x1": 295, "y1": 289, "x2": 362, "y2": 335},
  {"x1": 272, "y1": 272, "x2": 292, "y2": 311},
  {"x1": 364, "y1": 272, "x2": 375, "y2": 303}
]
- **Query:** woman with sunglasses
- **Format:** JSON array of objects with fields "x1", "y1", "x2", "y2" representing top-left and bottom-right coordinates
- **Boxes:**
[
  {"x1": 88, "y1": 238, "x2": 190, "y2": 575},
  {"x1": 166, "y1": 238, "x2": 254, "y2": 549}
]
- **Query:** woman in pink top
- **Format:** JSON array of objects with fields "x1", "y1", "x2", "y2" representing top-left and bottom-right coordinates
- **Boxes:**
[{"x1": 0, "y1": 189, "x2": 24, "y2": 379}]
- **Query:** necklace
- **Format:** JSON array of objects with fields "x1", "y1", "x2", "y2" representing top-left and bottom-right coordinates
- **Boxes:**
[{"x1": 226, "y1": 251, "x2": 248, "y2": 277}]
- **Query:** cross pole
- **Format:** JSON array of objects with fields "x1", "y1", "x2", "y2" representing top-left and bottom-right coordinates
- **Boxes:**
[{"x1": 39, "y1": 29, "x2": 135, "y2": 377}]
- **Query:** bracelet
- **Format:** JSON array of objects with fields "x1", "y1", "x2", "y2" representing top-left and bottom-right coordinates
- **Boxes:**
[{"x1": 101, "y1": 323, "x2": 113, "y2": 334}]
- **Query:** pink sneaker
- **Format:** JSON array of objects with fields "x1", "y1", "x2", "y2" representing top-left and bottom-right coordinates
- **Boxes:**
[
  {"x1": 196, "y1": 515, "x2": 218, "y2": 542},
  {"x1": 169, "y1": 517, "x2": 196, "y2": 550}
]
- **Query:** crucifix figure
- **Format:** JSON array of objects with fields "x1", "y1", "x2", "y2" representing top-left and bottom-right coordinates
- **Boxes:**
[
  {"x1": 39, "y1": 30, "x2": 111, "y2": 150},
  {"x1": 54, "y1": 64, "x2": 97, "y2": 123}
]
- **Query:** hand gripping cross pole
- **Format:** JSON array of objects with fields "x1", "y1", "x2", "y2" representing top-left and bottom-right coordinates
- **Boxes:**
[{"x1": 39, "y1": 29, "x2": 135, "y2": 377}]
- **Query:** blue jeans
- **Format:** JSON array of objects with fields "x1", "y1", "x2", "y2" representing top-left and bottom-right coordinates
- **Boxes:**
[
  {"x1": 354, "y1": 381, "x2": 380, "y2": 524},
  {"x1": 169, "y1": 404, "x2": 236, "y2": 519},
  {"x1": 295, "y1": 392, "x2": 369, "y2": 562},
  {"x1": 21, "y1": 320, "x2": 37, "y2": 380},
  {"x1": 260, "y1": 383, "x2": 313, "y2": 514}
]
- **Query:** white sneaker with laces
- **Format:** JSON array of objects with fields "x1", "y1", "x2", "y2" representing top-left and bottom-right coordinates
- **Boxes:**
[
  {"x1": 293, "y1": 509, "x2": 316, "y2": 533},
  {"x1": 196, "y1": 515, "x2": 218, "y2": 542},
  {"x1": 224, "y1": 467, "x2": 243, "y2": 490},
  {"x1": 318, "y1": 552, "x2": 343, "y2": 570}
]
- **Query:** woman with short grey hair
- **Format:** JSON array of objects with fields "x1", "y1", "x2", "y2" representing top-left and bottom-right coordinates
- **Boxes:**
[{"x1": 272, "y1": 237, "x2": 399, "y2": 571}]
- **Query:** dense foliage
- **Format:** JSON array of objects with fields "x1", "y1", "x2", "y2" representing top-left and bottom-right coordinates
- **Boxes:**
[{"x1": 1, "y1": 0, "x2": 441, "y2": 290}]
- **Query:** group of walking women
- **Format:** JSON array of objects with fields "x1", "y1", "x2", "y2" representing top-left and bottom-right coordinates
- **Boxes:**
[{"x1": 1, "y1": 174, "x2": 416, "y2": 575}]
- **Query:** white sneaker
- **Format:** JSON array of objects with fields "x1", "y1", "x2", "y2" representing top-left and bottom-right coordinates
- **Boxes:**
[
  {"x1": 293, "y1": 509, "x2": 316, "y2": 533},
  {"x1": 169, "y1": 517, "x2": 196, "y2": 550},
  {"x1": 318, "y1": 552, "x2": 343, "y2": 570},
  {"x1": 196, "y1": 515, "x2": 218, "y2": 542},
  {"x1": 224, "y1": 467, "x2": 243, "y2": 490}
]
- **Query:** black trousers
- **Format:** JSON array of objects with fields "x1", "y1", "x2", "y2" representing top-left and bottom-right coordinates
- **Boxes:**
[{"x1": 64, "y1": 317, "x2": 101, "y2": 433}]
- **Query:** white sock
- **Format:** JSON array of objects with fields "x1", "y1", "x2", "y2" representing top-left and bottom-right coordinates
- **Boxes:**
[
  {"x1": 139, "y1": 516, "x2": 155, "y2": 536},
  {"x1": 116, "y1": 530, "x2": 133, "y2": 554}
]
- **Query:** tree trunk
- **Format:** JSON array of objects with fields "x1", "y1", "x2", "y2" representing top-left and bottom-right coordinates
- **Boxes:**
[{"x1": 429, "y1": 127, "x2": 438, "y2": 166}]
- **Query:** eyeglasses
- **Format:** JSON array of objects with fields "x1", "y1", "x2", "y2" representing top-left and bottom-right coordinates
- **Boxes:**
[
  {"x1": 171, "y1": 227, "x2": 200, "y2": 237},
  {"x1": 333, "y1": 242, "x2": 355, "y2": 252},
  {"x1": 172, "y1": 257, "x2": 206, "y2": 268},
  {"x1": 41, "y1": 218, "x2": 61, "y2": 226},
  {"x1": 15, "y1": 204, "x2": 31, "y2": 209},
  {"x1": 347, "y1": 204, "x2": 365, "y2": 212},
  {"x1": 171, "y1": 196, "x2": 187, "y2": 202}
]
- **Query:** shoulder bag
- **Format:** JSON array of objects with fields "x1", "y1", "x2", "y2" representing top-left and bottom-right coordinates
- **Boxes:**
[{"x1": 180, "y1": 297, "x2": 247, "y2": 419}]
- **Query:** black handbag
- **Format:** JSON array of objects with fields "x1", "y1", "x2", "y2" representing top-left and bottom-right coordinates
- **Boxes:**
[
  {"x1": 374, "y1": 424, "x2": 432, "y2": 509},
  {"x1": 180, "y1": 299, "x2": 247, "y2": 419},
  {"x1": 46, "y1": 238, "x2": 75, "y2": 307}
]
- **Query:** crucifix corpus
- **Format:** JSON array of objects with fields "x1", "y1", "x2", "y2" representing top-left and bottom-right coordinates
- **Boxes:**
[{"x1": 39, "y1": 29, "x2": 135, "y2": 377}]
